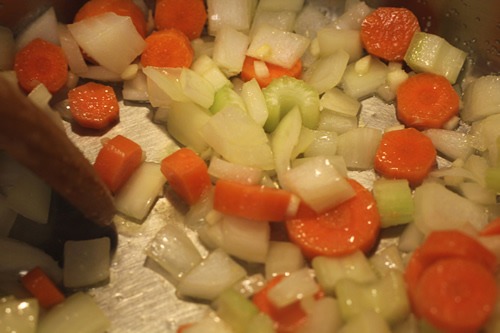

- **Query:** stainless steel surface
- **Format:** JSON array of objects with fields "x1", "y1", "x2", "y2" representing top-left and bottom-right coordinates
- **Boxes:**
[{"x1": 2, "y1": 0, "x2": 500, "y2": 332}]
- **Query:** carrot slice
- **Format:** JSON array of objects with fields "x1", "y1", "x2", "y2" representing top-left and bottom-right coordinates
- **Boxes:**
[
  {"x1": 74, "y1": 0, "x2": 147, "y2": 38},
  {"x1": 396, "y1": 73, "x2": 460, "y2": 129},
  {"x1": 418, "y1": 229, "x2": 497, "y2": 273},
  {"x1": 479, "y1": 217, "x2": 500, "y2": 236},
  {"x1": 21, "y1": 266, "x2": 65, "y2": 309},
  {"x1": 68, "y1": 81, "x2": 120, "y2": 130},
  {"x1": 14, "y1": 38, "x2": 68, "y2": 94},
  {"x1": 160, "y1": 148, "x2": 211, "y2": 205},
  {"x1": 213, "y1": 179, "x2": 297, "y2": 222},
  {"x1": 155, "y1": 0, "x2": 207, "y2": 40},
  {"x1": 252, "y1": 275, "x2": 309, "y2": 333},
  {"x1": 93, "y1": 135, "x2": 143, "y2": 193},
  {"x1": 240, "y1": 56, "x2": 303, "y2": 88},
  {"x1": 374, "y1": 128, "x2": 436, "y2": 187},
  {"x1": 413, "y1": 258, "x2": 497, "y2": 333},
  {"x1": 360, "y1": 7, "x2": 420, "y2": 62},
  {"x1": 140, "y1": 28, "x2": 194, "y2": 68},
  {"x1": 285, "y1": 179, "x2": 381, "y2": 259}
]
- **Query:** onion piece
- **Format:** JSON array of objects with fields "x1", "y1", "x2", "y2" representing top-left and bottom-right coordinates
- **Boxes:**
[
  {"x1": 57, "y1": 24, "x2": 88, "y2": 75},
  {"x1": 0, "y1": 296, "x2": 39, "y2": 333},
  {"x1": 337, "y1": 127, "x2": 382, "y2": 170},
  {"x1": 281, "y1": 156, "x2": 355, "y2": 213},
  {"x1": 303, "y1": 49, "x2": 349, "y2": 94},
  {"x1": 398, "y1": 222, "x2": 425, "y2": 253},
  {"x1": 143, "y1": 67, "x2": 189, "y2": 107},
  {"x1": 212, "y1": 26, "x2": 250, "y2": 77},
  {"x1": 16, "y1": 7, "x2": 59, "y2": 50},
  {"x1": 177, "y1": 248, "x2": 247, "y2": 301},
  {"x1": 241, "y1": 78, "x2": 269, "y2": 127},
  {"x1": 297, "y1": 297, "x2": 343, "y2": 333},
  {"x1": 0, "y1": 238, "x2": 62, "y2": 283},
  {"x1": 303, "y1": 130, "x2": 338, "y2": 158},
  {"x1": 114, "y1": 162, "x2": 166, "y2": 221},
  {"x1": 122, "y1": 68, "x2": 149, "y2": 102},
  {"x1": 63, "y1": 237, "x2": 111, "y2": 289},
  {"x1": 320, "y1": 87, "x2": 361, "y2": 118},
  {"x1": 68, "y1": 12, "x2": 146, "y2": 74},
  {"x1": 267, "y1": 268, "x2": 319, "y2": 308},
  {"x1": 342, "y1": 56, "x2": 389, "y2": 99},
  {"x1": 316, "y1": 28, "x2": 363, "y2": 62},
  {"x1": 317, "y1": 110, "x2": 358, "y2": 134},
  {"x1": 208, "y1": 156, "x2": 263, "y2": 185},
  {"x1": 37, "y1": 292, "x2": 110, "y2": 333},
  {"x1": 462, "y1": 75, "x2": 500, "y2": 122},
  {"x1": 265, "y1": 241, "x2": 305, "y2": 279},
  {"x1": 27, "y1": 83, "x2": 65, "y2": 130},
  {"x1": 459, "y1": 182, "x2": 497, "y2": 205},
  {"x1": 250, "y1": 10, "x2": 297, "y2": 37},
  {"x1": 423, "y1": 129, "x2": 473, "y2": 161},
  {"x1": 207, "y1": 0, "x2": 256, "y2": 35}
]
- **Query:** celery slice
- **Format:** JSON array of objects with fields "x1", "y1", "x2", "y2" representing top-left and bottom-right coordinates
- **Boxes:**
[
  {"x1": 404, "y1": 32, "x2": 467, "y2": 84},
  {"x1": 214, "y1": 289, "x2": 259, "y2": 333},
  {"x1": 210, "y1": 85, "x2": 247, "y2": 114},
  {"x1": 372, "y1": 178, "x2": 414, "y2": 228},
  {"x1": 263, "y1": 76, "x2": 320, "y2": 132},
  {"x1": 335, "y1": 270, "x2": 410, "y2": 325}
]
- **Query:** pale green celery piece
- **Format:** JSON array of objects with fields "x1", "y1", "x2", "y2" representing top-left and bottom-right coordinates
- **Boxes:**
[
  {"x1": 312, "y1": 250, "x2": 377, "y2": 295},
  {"x1": 485, "y1": 167, "x2": 500, "y2": 192},
  {"x1": 404, "y1": 31, "x2": 467, "y2": 84},
  {"x1": 372, "y1": 178, "x2": 414, "y2": 228},
  {"x1": 210, "y1": 85, "x2": 247, "y2": 114},
  {"x1": 262, "y1": 76, "x2": 320, "y2": 132},
  {"x1": 214, "y1": 288, "x2": 259, "y2": 333},
  {"x1": 335, "y1": 270, "x2": 411, "y2": 325},
  {"x1": 338, "y1": 311, "x2": 391, "y2": 333}
]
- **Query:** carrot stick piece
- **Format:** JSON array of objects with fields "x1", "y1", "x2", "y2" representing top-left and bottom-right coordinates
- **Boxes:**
[
  {"x1": 252, "y1": 275, "x2": 309, "y2": 333},
  {"x1": 360, "y1": 7, "x2": 420, "y2": 62},
  {"x1": 160, "y1": 148, "x2": 211, "y2": 205},
  {"x1": 140, "y1": 28, "x2": 194, "y2": 68},
  {"x1": 213, "y1": 180, "x2": 298, "y2": 222},
  {"x1": 413, "y1": 258, "x2": 497, "y2": 333},
  {"x1": 68, "y1": 81, "x2": 120, "y2": 130},
  {"x1": 14, "y1": 38, "x2": 68, "y2": 94},
  {"x1": 155, "y1": 0, "x2": 207, "y2": 40},
  {"x1": 286, "y1": 179, "x2": 381, "y2": 259},
  {"x1": 93, "y1": 135, "x2": 143, "y2": 193},
  {"x1": 241, "y1": 56, "x2": 302, "y2": 88},
  {"x1": 396, "y1": 73, "x2": 460, "y2": 129},
  {"x1": 21, "y1": 266, "x2": 65, "y2": 309},
  {"x1": 74, "y1": 0, "x2": 147, "y2": 38},
  {"x1": 374, "y1": 128, "x2": 436, "y2": 187}
]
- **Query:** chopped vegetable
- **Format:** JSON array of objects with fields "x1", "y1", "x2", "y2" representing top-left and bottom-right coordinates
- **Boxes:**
[
  {"x1": 286, "y1": 179, "x2": 381, "y2": 258},
  {"x1": 396, "y1": 73, "x2": 460, "y2": 129},
  {"x1": 155, "y1": 0, "x2": 207, "y2": 40},
  {"x1": 74, "y1": 0, "x2": 147, "y2": 38},
  {"x1": 68, "y1": 81, "x2": 120, "y2": 130},
  {"x1": 14, "y1": 38, "x2": 68, "y2": 93},
  {"x1": 360, "y1": 7, "x2": 420, "y2": 62},
  {"x1": 213, "y1": 179, "x2": 299, "y2": 222},
  {"x1": 93, "y1": 135, "x2": 143, "y2": 193},
  {"x1": 140, "y1": 29, "x2": 194, "y2": 68},
  {"x1": 413, "y1": 258, "x2": 496, "y2": 332},
  {"x1": 480, "y1": 217, "x2": 500, "y2": 236},
  {"x1": 374, "y1": 128, "x2": 437, "y2": 187},
  {"x1": 21, "y1": 266, "x2": 65, "y2": 309},
  {"x1": 160, "y1": 147, "x2": 212, "y2": 205},
  {"x1": 241, "y1": 56, "x2": 303, "y2": 88}
]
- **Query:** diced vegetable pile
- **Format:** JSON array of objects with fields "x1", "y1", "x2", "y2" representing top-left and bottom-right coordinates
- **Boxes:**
[{"x1": 1, "y1": 0, "x2": 500, "y2": 332}]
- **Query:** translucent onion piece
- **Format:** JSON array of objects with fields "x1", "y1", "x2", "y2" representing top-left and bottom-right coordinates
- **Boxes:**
[
  {"x1": 122, "y1": 69, "x2": 149, "y2": 102},
  {"x1": 145, "y1": 223, "x2": 203, "y2": 282},
  {"x1": 16, "y1": 7, "x2": 59, "y2": 50},
  {"x1": 207, "y1": 0, "x2": 255, "y2": 35},
  {"x1": 0, "y1": 238, "x2": 62, "y2": 283},
  {"x1": 212, "y1": 26, "x2": 250, "y2": 77},
  {"x1": 316, "y1": 28, "x2": 363, "y2": 61},
  {"x1": 267, "y1": 268, "x2": 319, "y2": 308},
  {"x1": 208, "y1": 156, "x2": 263, "y2": 185},
  {"x1": 57, "y1": 24, "x2": 88, "y2": 75},
  {"x1": 251, "y1": 10, "x2": 297, "y2": 37},
  {"x1": 265, "y1": 241, "x2": 305, "y2": 279},
  {"x1": 303, "y1": 49, "x2": 349, "y2": 94},
  {"x1": 342, "y1": 56, "x2": 388, "y2": 99},
  {"x1": 241, "y1": 78, "x2": 269, "y2": 127},
  {"x1": 336, "y1": 127, "x2": 382, "y2": 170},
  {"x1": 462, "y1": 75, "x2": 500, "y2": 122},
  {"x1": 297, "y1": 297, "x2": 343, "y2": 333},
  {"x1": 177, "y1": 248, "x2": 247, "y2": 301},
  {"x1": 63, "y1": 238, "x2": 111, "y2": 289},
  {"x1": 398, "y1": 222, "x2": 425, "y2": 253},
  {"x1": 68, "y1": 12, "x2": 146, "y2": 74},
  {"x1": 423, "y1": 129, "x2": 473, "y2": 161}
]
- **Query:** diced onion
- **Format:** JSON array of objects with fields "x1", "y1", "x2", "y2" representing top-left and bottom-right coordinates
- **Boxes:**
[
  {"x1": 16, "y1": 7, "x2": 59, "y2": 50},
  {"x1": 212, "y1": 26, "x2": 250, "y2": 77},
  {"x1": 265, "y1": 241, "x2": 305, "y2": 279},
  {"x1": 57, "y1": 24, "x2": 88, "y2": 75},
  {"x1": 267, "y1": 268, "x2": 319, "y2": 308},
  {"x1": 208, "y1": 156, "x2": 263, "y2": 185},
  {"x1": 336, "y1": 127, "x2": 382, "y2": 170}
]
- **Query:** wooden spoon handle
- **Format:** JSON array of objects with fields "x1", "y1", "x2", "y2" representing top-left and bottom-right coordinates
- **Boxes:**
[{"x1": 0, "y1": 77, "x2": 115, "y2": 226}]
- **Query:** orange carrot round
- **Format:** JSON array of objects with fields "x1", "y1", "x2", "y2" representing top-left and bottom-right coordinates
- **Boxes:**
[
  {"x1": 241, "y1": 56, "x2": 303, "y2": 88},
  {"x1": 74, "y1": 0, "x2": 147, "y2": 38},
  {"x1": 396, "y1": 73, "x2": 460, "y2": 129},
  {"x1": 374, "y1": 128, "x2": 436, "y2": 187},
  {"x1": 68, "y1": 81, "x2": 120, "y2": 130},
  {"x1": 21, "y1": 266, "x2": 65, "y2": 309},
  {"x1": 155, "y1": 0, "x2": 207, "y2": 40},
  {"x1": 360, "y1": 7, "x2": 420, "y2": 62},
  {"x1": 160, "y1": 147, "x2": 211, "y2": 205},
  {"x1": 413, "y1": 258, "x2": 497, "y2": 333},
  {"x1": 14, "y1": 38, "x2": 68, "y2": 94},
  {"x1": 140, "y1": 28, "x2": 194, "y2": 68},
  {"x1": 93, "y1": 135, "x2": 143, "y2": 193},
  {"x1": 286, "y1": 179, "x2": 381, "y2": 258}
]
